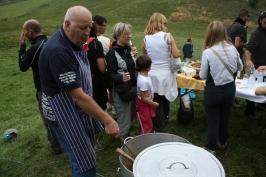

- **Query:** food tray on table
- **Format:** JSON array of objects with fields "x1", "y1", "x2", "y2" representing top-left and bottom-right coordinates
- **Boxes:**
[{"x1": 187, "y1": 60, "x2": 201, "y2": 72}]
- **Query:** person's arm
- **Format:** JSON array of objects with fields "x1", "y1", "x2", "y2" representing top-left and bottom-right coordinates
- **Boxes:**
[
  {"x1": 236, "y1": 52, "x2": 243, "y2": 71},
  {"x1": 199, "y1": 50, "x2": 209, "y2": 80},
  {"x1": 96, "y1": 58, "x2": 106, "y2": 73},
  {"x1": 66, "y1": 88, "x2": 119, "y2": 137},
  {"x1": 96, "y1": 41, "x2": 106, "y2": 73},
  {"x1": 234, "y1": 36, "x2": 247, "y2": 48},
  {"x1": 142, "y1": 38, "x2": 147, "y2": 54},
  {"x1": 18, "y1": 31, "x2": 35, "y2": 72},
  {"x1": 245, "y1": 31, "x2": 259, "y2": 68},
  {"x1": 170, "y1": 34, "x2": 180, "y2": 58},
  {"x1": 244, "y1": 50, "x2": 254, "y2": 69},
  {"x1": 140, "y1": 91, "x2": 159, "y2": 109}
]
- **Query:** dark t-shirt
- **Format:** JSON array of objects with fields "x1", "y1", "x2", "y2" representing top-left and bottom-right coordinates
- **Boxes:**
[
  {"x1": 87, "y1": 39, "x2": 104, "y2": 74},
  {"x1": 86, "y1": 39, "x2": 107, "y2": 110},
  {"x1": 246, "y1": 26, "x2": 266, "y2": 68},
  {"x1": 227, "y1": 22, "x2": 246, "y2": 58},
  {"x1": 39, "y1": 28, "x2": 82, "y2": 96}
]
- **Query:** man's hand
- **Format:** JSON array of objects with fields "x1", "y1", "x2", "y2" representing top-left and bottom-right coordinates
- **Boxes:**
[
  {"x1": 20, "y1": 31, "x2": 26, "y2": 46},
  {"x1": 246, "y1": 60, "x2": 254, "y2": 69},
  {"x1": 104, "y1": 120, "x2": 120, "y2": 138}
]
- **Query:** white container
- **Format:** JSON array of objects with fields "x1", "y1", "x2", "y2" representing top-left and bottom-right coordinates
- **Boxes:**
[
  {"x1": 249, "y1": 73, "x2": 256, "y2": 86},
  {"x1": 183, "y1": 67, "x2": 196, "y2": 77},
  {"x1": 133, "y1": 142, "x2": 225, "y2": 177}
]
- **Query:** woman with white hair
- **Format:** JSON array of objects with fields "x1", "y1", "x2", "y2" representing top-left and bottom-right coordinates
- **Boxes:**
[{"x1": 106, "y1": 22, "x2": 136, "y2": 143}]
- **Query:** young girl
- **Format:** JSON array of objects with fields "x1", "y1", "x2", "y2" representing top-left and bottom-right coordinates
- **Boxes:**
[{"x1": 135, "y1": 55, "x2": 159, "y2": 134}]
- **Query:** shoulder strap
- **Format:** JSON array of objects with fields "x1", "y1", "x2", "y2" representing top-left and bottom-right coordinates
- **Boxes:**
[
  {"x1": 210, "y1": 48, "x2": 234, "y2": 78},
  {"x1": 83, "y1": 37, "x2": 97, "y2": 52},
  {"x1": 167, "y1": 33, "x2": 171, "y2": 57}
]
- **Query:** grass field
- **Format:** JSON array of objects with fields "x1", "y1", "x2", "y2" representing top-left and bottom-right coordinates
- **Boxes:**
[{"x1": 0, "y1": 0, "x2": 266, "y2": 177}]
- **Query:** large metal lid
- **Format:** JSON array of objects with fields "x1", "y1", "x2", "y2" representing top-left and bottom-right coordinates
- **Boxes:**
[{"x1": 133, "y1": 142, "x2": 225, "y2": 177}]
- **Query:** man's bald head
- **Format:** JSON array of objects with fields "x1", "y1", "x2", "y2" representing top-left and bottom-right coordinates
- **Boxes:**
[
  {"x1": 23, "y1": 19, "x2": 42, "y2": 33},
  {"x1": 63, "y1": 6, "x2": 93, "y2": 46},
  {"x1": 63, "y1": 6, "x2": 92, "y2": 26}
]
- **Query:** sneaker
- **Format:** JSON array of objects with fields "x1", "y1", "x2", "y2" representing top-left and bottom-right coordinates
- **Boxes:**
[
  {"x1": 202, "y1": 146, "x2": 216, "y2": 156},
  {"x1": 94, "y1": 142, "x2": 103, "y2": 152},
  {"x1": 217, "y1": 141, "x2": 227, "y2": 151}
]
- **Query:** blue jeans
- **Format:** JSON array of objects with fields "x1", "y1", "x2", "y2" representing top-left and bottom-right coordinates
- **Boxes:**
[{"x1": 50, "y1": 124, "x2": 96, "y2": 177}]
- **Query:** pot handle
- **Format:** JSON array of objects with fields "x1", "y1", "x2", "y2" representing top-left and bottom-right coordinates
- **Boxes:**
[
  {"x1": 124, "y1": 137, "x2": 133, "y2": 144},
  {"x1": 167, "y1": 162, "x2": 189, "y2": 169}
]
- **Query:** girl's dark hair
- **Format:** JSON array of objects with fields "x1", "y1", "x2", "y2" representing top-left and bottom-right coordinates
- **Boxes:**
[
  {"x1": 89, "y1": 23, "x2": 97, "y2": 37},
  {"x1": 135, "y1": 54, "x2": 152, "y2": 72}
]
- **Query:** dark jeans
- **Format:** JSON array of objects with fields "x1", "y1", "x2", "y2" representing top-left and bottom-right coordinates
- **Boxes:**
[
  {"x1": 152, "y1": 93, "x2": 170, "y2": 132},
  {"x1": 204, "y1": 82, "x2": 235, "y2": 151},
  {"x1": 50, "y1": 124, "x2": 96, "y2": 177},
  {"x1": 36, "y1": 92, "x2": 61, "y2": 153}
]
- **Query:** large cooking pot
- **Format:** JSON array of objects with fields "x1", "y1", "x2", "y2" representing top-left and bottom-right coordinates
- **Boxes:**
[
  {"x1": 133, "y1": 142, "x2": 225, "y2": 177},
  {"x1": 119, "y1": 133, "x2": 191, "y2": 177}
]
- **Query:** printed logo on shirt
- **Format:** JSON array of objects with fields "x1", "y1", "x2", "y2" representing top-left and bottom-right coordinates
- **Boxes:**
[{"x1": 59, "y1": 71, "x2": 77, "y2": 84}]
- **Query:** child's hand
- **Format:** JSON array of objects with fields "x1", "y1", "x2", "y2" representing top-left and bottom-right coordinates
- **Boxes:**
[{"x1": 153, "y1": 102, "x2": 159, "y2": 109}]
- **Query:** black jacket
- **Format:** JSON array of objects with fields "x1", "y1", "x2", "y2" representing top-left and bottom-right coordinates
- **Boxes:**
[
  {"x1": 18, "y1": 35, "x2": 48, "y2": 91},
  {"x1": 106, "y1": 41, "x2": 136, "y2": 87}
]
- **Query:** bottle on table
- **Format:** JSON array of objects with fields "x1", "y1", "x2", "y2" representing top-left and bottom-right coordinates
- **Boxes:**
[{"x1": 249, "y1": 66, "x2": 256, "y2": 86}]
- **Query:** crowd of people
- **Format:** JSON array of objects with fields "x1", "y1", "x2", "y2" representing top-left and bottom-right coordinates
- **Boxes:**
[{"x1": 18, "y1": 5, "x2": 266, "y2": 176}]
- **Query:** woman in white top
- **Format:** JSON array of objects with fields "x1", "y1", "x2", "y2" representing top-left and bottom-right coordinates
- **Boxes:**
[
  {"x1": 199, "y1": 21, "x2": 243, "y2": 155},
  {"x1": 142, "y1": 12, "x2": 180, "y2": 132}
]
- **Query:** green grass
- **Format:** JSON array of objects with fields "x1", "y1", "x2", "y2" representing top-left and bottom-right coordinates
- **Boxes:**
[{"x1": 0, "y1": 0, "x2": 266, "y2": 177}]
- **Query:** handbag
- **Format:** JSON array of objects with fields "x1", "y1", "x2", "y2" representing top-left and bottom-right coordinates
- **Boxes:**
[
  {"x1": 114, "y1": 82, "x2": 135, "y2": 103},
  {"x1": 166, "y1": 33, "x2": 181, "y2": 72},
  {"x1": 177, "y1": 90, "x2": 194, "y2": 125},
  {"x1": 210, "y1": 48, "x2": 234, "y2": 79}
]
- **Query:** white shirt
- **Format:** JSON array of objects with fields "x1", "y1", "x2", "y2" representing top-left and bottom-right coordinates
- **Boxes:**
[
  {"x1": 145, "y1": 31, "x2": 170, "y2": 66},
  {"x1": 97, "y1": 35, "x2": 111, "y2": 56},
  {"x1": 199, "y1": 42, "x2": 243, "y2": 86},
  {"x1": 137, "y1": 74, "x2": 154, "y2": 100}
]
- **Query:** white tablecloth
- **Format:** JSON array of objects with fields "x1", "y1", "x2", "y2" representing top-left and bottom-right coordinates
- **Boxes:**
[{"x1": 235, "y1": 78, "x2": 266, "y2": 103}]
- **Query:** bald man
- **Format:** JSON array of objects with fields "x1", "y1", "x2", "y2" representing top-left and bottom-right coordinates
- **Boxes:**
[
  {"x1": 18, "y1": 19, "x2": 62, "y2": 155},
  {"x1": 39, "y1": 6, "x2": 119, "y2": 177}
]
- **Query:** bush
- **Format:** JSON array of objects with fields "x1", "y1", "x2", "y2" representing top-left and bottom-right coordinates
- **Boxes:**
[{"x1": 248, "y1": 0, "x2": 260, "y2": 8}]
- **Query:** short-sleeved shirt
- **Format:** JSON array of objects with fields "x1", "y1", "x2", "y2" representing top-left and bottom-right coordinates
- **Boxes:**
[
  {"x1": 97, "y1": 35, "x2": 112, "y2": 56},
  {"x1": 227, "y1": 22, "x2": 246, "y2": 58},
  {"x1": 39, "y1": 28, "x2": 82, "y2": 97},
  {"x1": 87, "y1": 39, "x2": 105, "y2": 74},
  {"x1": 137, "y1": 74, "x2": 154, "y2": 100},
  {"x1": 246, "y1": 26, "x2": 266, "y2": 68}
]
